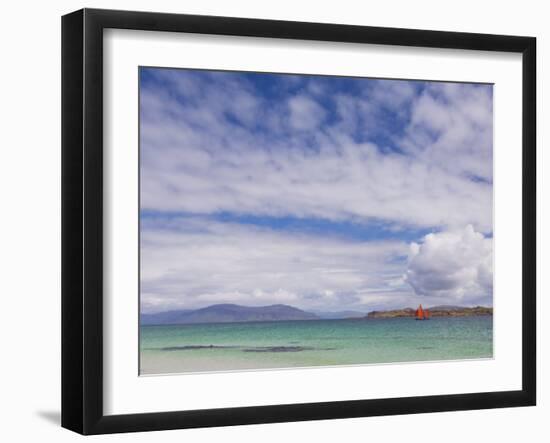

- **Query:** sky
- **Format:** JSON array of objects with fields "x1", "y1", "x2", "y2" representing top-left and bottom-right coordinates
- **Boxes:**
[{"x1": 139, "y1": 67, "x2": 493, "y2": 314}]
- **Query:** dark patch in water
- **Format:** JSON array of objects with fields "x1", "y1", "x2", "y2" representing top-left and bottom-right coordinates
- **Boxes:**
[
  {"x1": 243, "y1": 346, "x2": 337, "y2": 353},
  {"x1": 317, "y1": 336, "x2": 373, "y2": 340},
  {"x1": 160, "y1": 345, "x2": 236, "y2": 351},
  {"x1": 417, "y1": 346, "x2": 435, "y2": 350},
  {"x1": 156, "y1": 344, "x2": 338, "y2": 353},
  {"x1": 243, "y1": 346, "x2": 314, "y2": 353}
]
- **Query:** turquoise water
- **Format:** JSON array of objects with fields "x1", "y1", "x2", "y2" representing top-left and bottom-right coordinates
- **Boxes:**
[{"x1": 140, "y1": 316, "x2": 493, "y2": 375}]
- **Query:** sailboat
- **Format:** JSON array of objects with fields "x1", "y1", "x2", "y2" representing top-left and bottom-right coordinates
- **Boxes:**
[{"x1": 415, "y1": 304, "x2": 430, "y2": 320}]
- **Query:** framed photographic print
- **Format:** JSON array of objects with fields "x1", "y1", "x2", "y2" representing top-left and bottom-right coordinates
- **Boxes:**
[{"x1": 61, "y1": 8, "x2": 536, "y2": 435}]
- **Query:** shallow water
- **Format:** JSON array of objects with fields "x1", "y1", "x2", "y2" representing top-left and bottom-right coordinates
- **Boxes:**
[{"x1": 140, "y1": 316, "x2": 493, "y2": 375}]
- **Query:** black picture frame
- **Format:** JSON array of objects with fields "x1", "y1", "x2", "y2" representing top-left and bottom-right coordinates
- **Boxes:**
[{"x1": 62, "y1": 8, "x2": 536, "y2": 435}]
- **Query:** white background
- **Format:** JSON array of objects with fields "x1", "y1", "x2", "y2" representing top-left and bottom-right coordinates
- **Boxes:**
[{"x1": 0, "y1": 0, "x2": 547, "y2": 441}]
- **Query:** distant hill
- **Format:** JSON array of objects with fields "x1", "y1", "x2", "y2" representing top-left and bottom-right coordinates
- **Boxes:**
[
  {"x1": 428, "y1": 305, "x2": 465, "y2": 311},
  {"x1": 140, "y1": 309, "x2": 194, "y2": 325},
  {"x1": 141, "y1": 304, "x2": 319, "y2": 325},
  {"x1": 427, "y1": 306, "x2": 493, "y2": 317},
  {"x1": 366, "y1": 308, "x2": 415, "y2": 319},
  {"x1": 366, "y1": 306, "x2": 493, "y2": 319}
]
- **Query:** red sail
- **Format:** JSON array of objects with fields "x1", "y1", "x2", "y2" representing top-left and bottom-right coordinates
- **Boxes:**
[
  {"x1": 415, "y1": 304, "x2": 424, "y2": 320},
  {"x1": 424, "y1": 309, "x2": 430, "y2": 319}
]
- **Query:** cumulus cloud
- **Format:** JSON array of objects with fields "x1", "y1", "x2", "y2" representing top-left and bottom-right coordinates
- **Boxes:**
[{"x1": 404, "y1": 225, "x2": 493, "y2": 304}]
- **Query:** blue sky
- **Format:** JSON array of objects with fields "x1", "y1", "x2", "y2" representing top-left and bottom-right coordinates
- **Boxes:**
[{"x1": 139, "y1": 67, "x2": 493, "y2": 313}]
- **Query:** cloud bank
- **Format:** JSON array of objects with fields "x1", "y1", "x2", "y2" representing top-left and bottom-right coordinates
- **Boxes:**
[{"x1": 141, "y1": 217, "x2": 410, "y2": 313}]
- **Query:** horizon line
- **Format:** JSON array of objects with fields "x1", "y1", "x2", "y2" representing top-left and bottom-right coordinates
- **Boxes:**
[{"x1": 141, "y1": 302, "x2": 494, "y2": 315}]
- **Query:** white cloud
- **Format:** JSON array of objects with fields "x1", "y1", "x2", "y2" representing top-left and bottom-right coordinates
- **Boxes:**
[
  {"x1": 288, "y1": 95, "x2": 326, "y2": 131},
  {"x1": 140, "y1": 217, "x2": 410, "y2": 313},
  {"x1": 140, "y1": 135, "x2": 493, "y2": 231},
  {"x1": 369, "y1": 79, "x2": 417, "y2": 111},
  {"x1": 140, "y1": 73, "x2": 493, "y2": 233},
  {"x1": 402, "y1": 82, "x2": 493, "y2": 182},
  {"x1": 404, "y1": 225, "x2": 493, "y2": 304}
]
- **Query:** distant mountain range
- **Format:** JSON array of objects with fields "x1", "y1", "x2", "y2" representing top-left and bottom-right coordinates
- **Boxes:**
[
  {"x1": 141, "y1": 304, "x2": 318, "y2": 325},
  {"x1": 141, "y1": 303, "x2": 493, "y2": 325}
]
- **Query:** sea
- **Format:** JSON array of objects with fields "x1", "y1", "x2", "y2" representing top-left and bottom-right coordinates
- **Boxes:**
[{"x1": 140, "y1": 316, "x2": 493, "y2": 375}]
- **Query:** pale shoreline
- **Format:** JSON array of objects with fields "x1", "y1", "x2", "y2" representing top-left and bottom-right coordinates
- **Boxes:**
[{"x1": 140, "y1": 351, "x2": 494, "y2": 375}]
